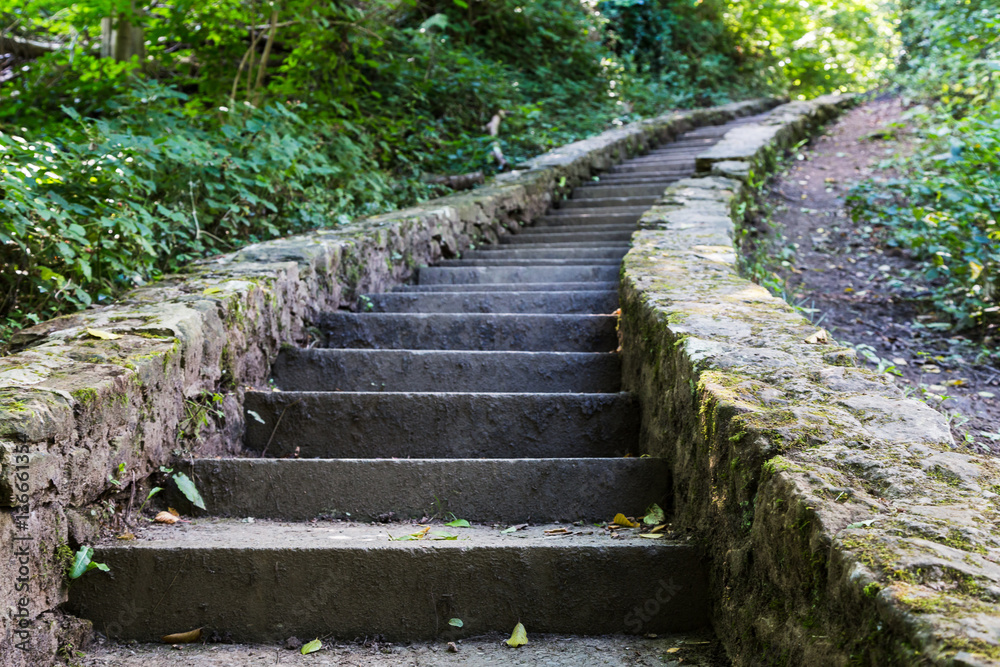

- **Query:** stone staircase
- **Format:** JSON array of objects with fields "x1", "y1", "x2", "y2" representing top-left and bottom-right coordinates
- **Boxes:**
[{"x1": 69, "y1": 114, "x2": 765, "y2": 646}]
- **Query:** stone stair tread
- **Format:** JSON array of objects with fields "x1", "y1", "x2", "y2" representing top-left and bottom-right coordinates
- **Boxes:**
[
  {"x1": 500, "y1": 231, "x2": 633, "y2": 245},
  {"x1": 270, "y1": 348, "x2": 621, "y2": 393},
  {"x1": 68, "y1": 519, "x2": 707, "y2": 641},
  {"x1": 79, "y1": 632, "x2": 726, "y2": 666},
  {"x1": 417, "y1": 265, "x2": 620, "y2": 282},
  {"x1": 516, "y1": 224, "x2": 636, "y2": 234},
  {"x1": 460, "y1": 248, "x2": 628, "y2": 259},
  {"x1": 242, "y1": 390, "x2": 638, "y2": 458},
  {"x1": 571, "y1": 184, "x2": 668, "y2": 198},
  {"x1": 556, "y1": 196, "x2": 658, "y2": 208},
  {"x1": 172, "y1": 456, "x2": 666, "y2": 522},
  {"x1": 361, "y1": 290, "x2": 618, "y2": 314},
  {"x1": 394, "y1": 281, "x2": 620, "y2": 292},
  {"x1": 439, "y1": 258, "x2": 623, "y2": 267}
]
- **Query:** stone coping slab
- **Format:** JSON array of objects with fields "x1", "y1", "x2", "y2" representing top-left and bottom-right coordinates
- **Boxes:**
[
  {"x1": 0, "y1": 97, "x2": 780, "y2": 666},
  {"x1": 619, "y1": 94, "x2": 1000, "y2": 665}
]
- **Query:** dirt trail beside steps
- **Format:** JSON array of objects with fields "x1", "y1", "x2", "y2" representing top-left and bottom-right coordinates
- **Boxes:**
[{"x1": 761, "y1": 97, "x2": 1000, "y2": 452}]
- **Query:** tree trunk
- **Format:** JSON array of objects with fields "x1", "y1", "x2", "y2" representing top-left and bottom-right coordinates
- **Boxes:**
[{"x1": 101, "y1": 1, "x2": 145, "y2": 62}]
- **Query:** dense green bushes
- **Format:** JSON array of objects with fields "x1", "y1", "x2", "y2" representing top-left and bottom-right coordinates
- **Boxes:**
[
  {"x1": 1, "y1": 0, "x2": 889, "y2": 347},
  {"x1": 848, "y1": 0, "x2": 1000, "y2": 330}
]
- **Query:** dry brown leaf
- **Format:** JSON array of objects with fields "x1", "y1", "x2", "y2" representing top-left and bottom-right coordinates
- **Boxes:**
[
  {"x1": 161, "y1": 627, "x2": 202, "y2": 644},
  {"x1": 803, "y1": 329, "x2": 829, "y2": 345},
  {"x1": 543, "y1": 528, "x2": 570, "y2": 535},
  {"x1": 116, "y1": 532, "x2": 135, "y2": 540},
  {"x1": 155, "y1": 511, "x2": 179, "y2": 524},
  {"x1": 447, "y1": 642, "x2": 459, "y2": 653}
]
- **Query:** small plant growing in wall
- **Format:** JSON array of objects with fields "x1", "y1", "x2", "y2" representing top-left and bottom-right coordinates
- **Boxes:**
[{"x1": 66, "y1": 546, "x2": 109, "y2": 580}]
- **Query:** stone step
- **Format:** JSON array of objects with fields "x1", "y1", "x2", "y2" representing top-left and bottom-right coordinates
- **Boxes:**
[
  {"x1": 480, "y1": 240, "x2": 632, "y2": 249},
  {"x1": 395, "y1": 281, "x2": 620, "y2": 292},
  {"x1": 80, "y1": 632, "x2": 727, "y2": 665},
  {"x1": 609, "y1": 162, "x2": 695, "y2": 174},
  {"x1": 535, "y1": 210, "x2": 645, "y2": 224},
  {"x1": 361, "y1": 290, "x2": 618, "y2": 313},
  {"x1": 500, "y1": 230, "x2": 633, "y2": 245},
  {"x1": 68, "y1": 520, "x2": 709, "y2": 642},
  {"x1": 417, "y1": 265, "x2": 619, "y2": 284},
  {"x1": 517, "y1": 223, "x2": 636, "y2": 235},
  {"x1": 591, "y1": 174, "x2": 683, "y2": 185},
  {"x1": 571, "y1": 184, "x2": 669, "y2": 198},
  {"x1": 270, "y1": 349, "x2": 621, "y2": 393},
  {"x1": 461, "y1": 247, "x2": 628, "y2": 260},
  {"x1": 556, "y1": 195, "x2": 658, "y2": 209},
  {"x1": 321, "y1": 312, "x2": 618, "y2": 351},
  {"x1": 439, "y1": 258, "x2": 622, "y2": 267},
  {"x1": 171, "y1": 457, "x2": 665, "y2": 522},
  {"x1": 242, "y1": 391, "x2": 639, "y2": 458}
]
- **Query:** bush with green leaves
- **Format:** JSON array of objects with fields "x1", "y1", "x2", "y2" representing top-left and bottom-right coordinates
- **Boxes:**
[
  {"x1": 847, "y1": 0, "x2": 999, "y2": 331},
  {"x1": 0, "y1": 81, "x2": 412, "y2": 340}
]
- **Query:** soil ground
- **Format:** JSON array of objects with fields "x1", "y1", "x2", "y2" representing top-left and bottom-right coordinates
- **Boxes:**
[
  {"x1": 79, "y1": 631, "x2": 729, "y2": 666},
  {"x1": 759, "y1": 96, "x2": 1000, "y2": 453}
]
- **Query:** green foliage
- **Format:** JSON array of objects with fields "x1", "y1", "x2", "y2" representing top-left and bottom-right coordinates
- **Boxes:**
[
  {"x1": 0, "y1": 81, "x2": 405, "y2": 342},
  {"x1": 0, "y1": 0, "x2": 891, "y2": 346},
  {"x1": 726, "y1": 0, "x2": 896, "y2": 98},
  {"x1": 848, "y1": 0, "x2": 1000, "y2": 330}
]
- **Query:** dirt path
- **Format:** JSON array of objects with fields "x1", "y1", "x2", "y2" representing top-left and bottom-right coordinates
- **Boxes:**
[{"x1": 759, "y1": 96, "x2": 1000, "y2": 452}]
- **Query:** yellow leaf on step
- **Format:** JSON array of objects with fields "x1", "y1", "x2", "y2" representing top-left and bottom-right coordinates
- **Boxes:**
[
  {"x1": 161, "y1": 627, "x2": 201, "y2": 644},
  {"x1": 86, "y1": 328, "x2": 121, "y2": 340},
  {"x1": 506, "y1": 622, "x2": 528, "y2": 648},
  {"x1": 613, "y1": 513, "x2": 639, "y2": 528}
]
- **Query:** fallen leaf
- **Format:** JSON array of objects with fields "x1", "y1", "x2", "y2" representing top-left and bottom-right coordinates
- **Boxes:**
[
  {"x1": 612, "y1": 513, "x2": 639, "y2": 528},
  {"x1": 167, "y1": 507, "x2": 181, "y2": 517},
  {"x1": 155, "y1": 511, "x2": 179, "y2": 524},
  {"x1": 642, "y1": 503, "x2": 665, "y2": 525},
  {"x1": 300, "y1": 638, "x2": 322, "y2": 655},
  {"x1": 506, "y1": 622, "x2": 528, "y2": 648},
  {"x1": 161, "y1": 628, "x2": 202, "y2": 644},
  {"x1": 501, "y1": 524, "x2": 528, "y2": 534},
  {"x1": 892, "y1": 357, "x2": 908, "y2": 366},
  {"x1": 445, "y1": 518, "x2": 471, "y2": 528},
  {"x1": 116, "y1": 532, "x2": 135, "y2": 540},
  {"x1": 920, "y1": 365, "x2": 941, "y2": 374},
  {"x1": 639, "y1": 533, "x2": 665, "y2": 539},
  {"x1": 430, "y1": 531, "x2": 457, "y2": 540},
  {"x1": 666, "y1": 647, "x2": 680, "y2": 654},
  {"x1": 448, "y1": 618, "x2": 464, "y2": 628},
  {"x1": 202, "y1": 287, "x2": 224, "y2": 296},
  {"x1": 803, "y1": 329, "x2": 829, "y2": 345},
  {"x1": 650, "y1": 524, "x2": 667, "y2": 533},
  {"x1": 946, "y1": 379, "x2": 966, "y2": 387},
  {"x1": 544, "y1": 527, "x2": 570, "y2": 535},
  {"x1": 86, "y1": 328, "x2": 121, "y2": 340}
]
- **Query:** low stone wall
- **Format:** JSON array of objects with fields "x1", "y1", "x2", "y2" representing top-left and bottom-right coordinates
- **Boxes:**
[
  {"x1": 0, "y1": 98, "x2": 779, "y2": 666},
  {"x1": 620, "y1": 94, "x2": 1000, "y2": 665}
]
